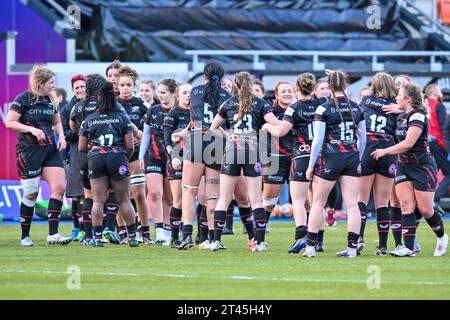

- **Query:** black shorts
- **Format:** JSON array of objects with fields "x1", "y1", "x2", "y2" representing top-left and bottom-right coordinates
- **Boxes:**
[
  {"x1": 289, "y1": 155, "x2": 310, "y2": 182},
  {"x1": 145, "y1": 157, "x2": 167, "y2": 177},
  {"x1": 263, "y1": 156, "x2": 291, "y2": 184},
  {"x1": 88, "y1": 153, "x2": 130, "y2": 180},
  {"x1": 77, "y1": 151, "x2": 91, "y2": 189},
  {"x1": 166, "y1": 158, "x2": 183, "y2": 180},
  {"x1": 220, "y1": 162, "x2": 262, "y2": 177},
  {"x1": 315, "y1": 152, "x2": 361, "y2": 181},
  {"x1": 16, "y1": 144, "x2": 63, "y2": 179},
  {"x1": 361, "y1": 141, "x2": 397, "y2": 177},
  {"x1": 395, "y1": 161, "x2": 438, "y2": 192},
  {"x1": 184, "y1": 131, "x2": 223, "y2": 171}
]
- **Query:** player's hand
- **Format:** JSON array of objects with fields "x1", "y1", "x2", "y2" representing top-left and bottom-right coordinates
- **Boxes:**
[
  {"x1": 139, "y1": 159, "x2": 145, "y2": 171},
  {"x1": 382, "y1": 103, "x2": 401, "y2": 114},
  {"x1": 172, "y1": 158, "x2": 182, "y2": 171},
  {"x1": 261, "y1": 123, "x2": 270, "y2": 132},
  {"x1": 306, "y1": 167, "x2": 314, "y2": 181},
  {"x1": 30, "y1": 128, "x2": 46, "y2": 141},
  {"x1": 133, "y1": 136, "x2": 141, "y2": 146},
  {"x1": 57, "y1": 135, "x2": 66, "y2": 151},
  {"x1": 371, "y1": 149, "x2": 386, "y2": 160},
  {"x1": 324, "y1": 69, "x2": 333, "y2": 76},
  {"x1": 172, "y1": 132, "x2": 183, "y2": 142}
]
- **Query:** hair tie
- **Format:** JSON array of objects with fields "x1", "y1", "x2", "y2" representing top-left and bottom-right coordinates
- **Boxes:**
[{"x1": 211, "y1": 75, "x2": 220, "y2": 81}]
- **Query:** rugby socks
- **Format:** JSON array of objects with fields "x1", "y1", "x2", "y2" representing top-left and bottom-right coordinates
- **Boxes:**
[
  {"x1": 425, "y1": 212, "x2": 445, "y2": 238},
  {"x1": 20, "y1": 203, "x2": 34, "y2": 239},
  {"x1": 126, "y1": 223, "x2": 137, "y2": 239},
  {"x1": 104, "y1": 193, "x2": 119, "y2": 231},
  {"x1": 295, "y1": 225, "x2": 307, "y2": 240},
  {"x1": 208, "y1": 230, "x2": 214, "y2": 241},
  {"x1": 226, "y1": 204, "x2": 234, "y2": 229},
  {"x1": 170, "y1": 207, "x2": 182, "y2": 241},
  {"x1": 306, "y1": 231, "x2": 318, "y2": 247},
  {"x1": 213, "y1": 210, "x2": 227, "y2": 242},
  {"x1": 401, "y1": 213, "x2": 416, "y2": 251},
  {"x1": 254, "y1": 208, "x2": 266, "y2": 244},
  {"x1": 390, "y1": 206, "x2": 402, "y2": 246},
  {"x1": 318, "y1": 229, "x2": 325, "y2": 244},
  {"x1": 182, "y1": 224, "x2": 193, "y2": 241},
  {"x1": 199, "y1": 206, "x2": 209, "y2": 242},
  {"x1": 348, "y1": 232, "x2": 359, "y2": 250},
  {"x1": 265, "y1": 210, "x2": 272, "y2": 223},
  {"x1": 82, "y1": 198, "x2": 93, "y2": 239},
  {"x1": 376, "y1": 207, "x2": 390, "y2": 248},
  {"x1": 140, "y1": 225, "x2": 150, "y2": 239},
  {"x1": 239, "y1": 206, "x2": 255, "y2": 239},
  {"x1": 93, "y1": 225, "x2": 103, "y2": 240},
  {"x1": 48, "y1": 198, "x2": 63, "y2": 236},
  {"x1": 358, "y1": 202, "x2": 368, "y2": 239},
  {"x1": 118, "y1": 225, "x2": 127, "y2": 240},
  {"x1": 71, "y1": 199, "x2": 80, "y2": 229},
  {"x1": 414, "y1": 207, "x2": 422, "y2": 229}
]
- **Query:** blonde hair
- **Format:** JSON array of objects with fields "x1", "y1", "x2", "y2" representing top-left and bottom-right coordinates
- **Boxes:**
[
  {"x1": 29, "y1": 64, "x2": 58, "y2": 112},
  {"x1": 403, "y1": 83, "x2": 429, "y2": 114},
  {"x1": 371, "y1": 72, "x2": 397, "y2": 100},
  {"x1": 234, "y1": 72, "x2": 254, "y2": 119}
]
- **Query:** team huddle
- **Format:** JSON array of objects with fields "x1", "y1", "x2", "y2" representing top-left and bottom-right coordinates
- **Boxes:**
[{"x1": 5, "y1": 60, "x2": 449, "y2": 258}]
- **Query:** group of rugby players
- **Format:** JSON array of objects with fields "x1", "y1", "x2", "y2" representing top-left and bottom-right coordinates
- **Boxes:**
[{"x1": 5, "y1": 60, "x2": 448, "y2": 257}]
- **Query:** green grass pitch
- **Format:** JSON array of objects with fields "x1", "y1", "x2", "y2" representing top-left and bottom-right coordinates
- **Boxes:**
[{"x1": 1, "y1": 221, "x2": 449, "y2": 299}]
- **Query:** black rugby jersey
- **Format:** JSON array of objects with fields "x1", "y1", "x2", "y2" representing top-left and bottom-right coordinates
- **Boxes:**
[
  {"x1": 70, "y1": 97, "x2": 98, "y2": 129},
  {"x1": 283, "y1": 97, "x2": 326, "y2": 157},
  {"x1": 163, "y1": 106, "x2": 190, "y2": 155},
  {"x1": 359, "y1": 95, "x2": 397, "y2": 142},
  {"x1": 395, "y1": 110, "x2": 433, "y2": 164},
  {"x1": 189, "y1": 84, "x2": 231, "y2": 132},
  {"x1": 79, "y1": 111, "x2": 133, "y2": 158},
  {"x1": 143, "y1": 104, "x2": 171, "y2": 160},
  {"x1": 269, "y1": 104, "x2": 293, "y2": 157},
  {"x1": 11, "y1": 92, "x2": 58, "y2": 146},
  {"x1": 117, "y1": 96, "x2": 147, "y2": 130},
  {"x1": 314, "y1": 96, "x2": 364, "y2": 154},
  {"x1": 218, "y1": 95, "x2": 272, "y2": 152}
]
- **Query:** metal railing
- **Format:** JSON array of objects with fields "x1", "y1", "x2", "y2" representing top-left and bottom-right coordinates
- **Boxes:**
[{"x1": 186, "y1": 49, "x2": 450, "y2": 73}]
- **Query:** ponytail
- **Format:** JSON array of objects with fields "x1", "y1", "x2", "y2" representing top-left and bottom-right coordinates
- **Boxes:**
[{"x1": 235, "y1": 72, "x2": 254, "y2": 119}]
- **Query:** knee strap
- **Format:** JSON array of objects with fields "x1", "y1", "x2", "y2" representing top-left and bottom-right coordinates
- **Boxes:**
[
  {"x1": 21, "y1": 176, "x2": 41, "y2": 207},
  {"x1": 130, "y1": 174, "x2": 146, "y2": 186},
  {"x1": 181, "y1": 184, "x2": 199, "y2": 189},
  {"x1": 263, "y1": 197, "x2": 279, "y2": 207}
]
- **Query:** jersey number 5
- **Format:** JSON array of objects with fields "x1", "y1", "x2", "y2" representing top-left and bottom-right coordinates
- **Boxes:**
[{"x1": 203, "y1": 103, "x2": 214, "y2": 124}]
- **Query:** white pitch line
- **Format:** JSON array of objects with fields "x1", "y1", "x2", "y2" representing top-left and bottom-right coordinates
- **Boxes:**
[{"x1": 1, "y1": 269, "x2": 449, "y2": 286}]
